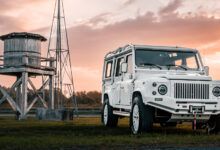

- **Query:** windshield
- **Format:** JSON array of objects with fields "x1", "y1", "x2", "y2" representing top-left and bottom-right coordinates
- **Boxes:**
[{"x1": 135, "y1": 49, "x2": 201, "y2": 71}]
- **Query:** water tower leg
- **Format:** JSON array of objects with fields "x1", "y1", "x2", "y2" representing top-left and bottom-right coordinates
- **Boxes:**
[
  {"x1": 49, "y1": 59, "x2": 55, "y2": 110},
  {"x1": 21, "y1": 72, "x2": 28, "y2": 120},
  {"x1": 15, "y1": 75, "x2": 21, "y2": 120},
  {"x1": 49, "y1": 74, "x2": 54, "y2": 110}
]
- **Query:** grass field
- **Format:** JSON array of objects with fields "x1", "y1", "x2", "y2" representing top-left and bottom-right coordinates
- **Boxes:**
[{"x1": 0, "y1": 117, "x2": 220, "y2": 150}]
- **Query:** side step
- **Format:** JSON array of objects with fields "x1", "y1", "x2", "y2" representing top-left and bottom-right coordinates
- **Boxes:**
[{"x1": 113, "y1": 110, "x2": 130, "y2": 117}]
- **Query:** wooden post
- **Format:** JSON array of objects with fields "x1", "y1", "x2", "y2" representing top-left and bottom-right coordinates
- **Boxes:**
[
  {"x1": 42, "y1": 76, "x2": 45, "y2": 106},
  {"x1": 21, "y1": 72, "x2": 28, "y2": 120},
  {"x1": 16, "y1": 75, "x2": 21, "y2": 120},
  {"x1": 49, "y1": 58, "x2": 55, "y2": 109}
]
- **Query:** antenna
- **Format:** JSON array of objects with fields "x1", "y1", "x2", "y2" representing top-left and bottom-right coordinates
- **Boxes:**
[{"x1": 47, "y1": 0, "x2": 78, "y2": 114}]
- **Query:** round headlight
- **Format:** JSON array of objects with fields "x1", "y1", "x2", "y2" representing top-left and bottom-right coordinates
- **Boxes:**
[
  {"x1": 158, "y1": 84, "x2": 168, "y2": 95},
  {"x1": 213, "y1": 87, "x2": 220, "y2": 97}
]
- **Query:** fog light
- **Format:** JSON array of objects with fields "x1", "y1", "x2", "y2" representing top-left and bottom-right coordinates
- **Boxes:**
[
  {"x1": 152, "y1": 91, "x2": 157, "y2": 95},
  {"x1": 152, "y1": 82, "x2": 157, "y2": 87}
]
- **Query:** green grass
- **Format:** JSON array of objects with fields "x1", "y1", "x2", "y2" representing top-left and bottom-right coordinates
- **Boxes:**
[{"x1": 0, "y1": 117, "x2": 220, "y2": 150}]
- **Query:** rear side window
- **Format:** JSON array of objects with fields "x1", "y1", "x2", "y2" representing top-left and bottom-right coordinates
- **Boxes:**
[
  {"x1": 105, "y1": 61, "x2": 113, "y2": 78},
  {"x1": 126, "y1": 55, "x2": 133, "y2": 74},
  {"x1": 115, "y1": 57, "x2": 125, "y2": 77}
]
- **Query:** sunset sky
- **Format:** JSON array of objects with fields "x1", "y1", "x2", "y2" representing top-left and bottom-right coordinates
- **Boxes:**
[{"x1": 1, "y1": 0, "x2": 220, "y2": 91}]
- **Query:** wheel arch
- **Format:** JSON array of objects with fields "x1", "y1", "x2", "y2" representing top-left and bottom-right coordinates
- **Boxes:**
[
  {"x1": 103, "y1": 93, "x2": 109, "y2": 102},
  {"x1": 132, "y1": 91, "x2": 143, "y2": 103}
]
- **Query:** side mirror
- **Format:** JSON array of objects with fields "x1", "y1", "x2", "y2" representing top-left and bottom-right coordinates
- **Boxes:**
[
  {"x1": 204, "y1": 66, "x2": 209, "y2": 76},
  {"x1": 121, "y1": 63, "x2": 128, "y2": 73}
]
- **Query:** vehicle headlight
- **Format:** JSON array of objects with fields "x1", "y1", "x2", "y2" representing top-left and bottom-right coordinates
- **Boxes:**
[
  {"x1": 158, "y1": 84, "x2": 168, "y2": 95},
  {"x1": 212, "y1": 87, "x2": 220, "y2": 97}
]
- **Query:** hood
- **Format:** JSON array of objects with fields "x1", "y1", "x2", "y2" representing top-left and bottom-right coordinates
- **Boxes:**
[{"x1": 160, "y1": 73, "x2": 212, "y2": 81}]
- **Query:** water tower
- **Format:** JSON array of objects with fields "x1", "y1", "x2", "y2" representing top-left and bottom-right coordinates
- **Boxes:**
[{"x1": 0, "y1": 32, "x2": 55, "y2": 120}]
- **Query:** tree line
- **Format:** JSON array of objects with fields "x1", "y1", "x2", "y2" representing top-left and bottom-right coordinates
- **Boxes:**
[{"x1": 0, "y1": 87, "x2": 102, "y2": 107}]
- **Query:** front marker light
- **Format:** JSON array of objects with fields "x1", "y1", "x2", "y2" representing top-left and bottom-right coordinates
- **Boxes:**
[
  {"x1": 152, "y1": 82, "x2": 157, "y2": 87},
  {"x1": 158, "y1": 84, "x2": 168, "y2": 95},
  {"x1": 213, "y1": 87, "x2": 220, "y2": 97}
]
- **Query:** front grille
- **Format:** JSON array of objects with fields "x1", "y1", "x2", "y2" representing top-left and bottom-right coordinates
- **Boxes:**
[{"x1": 174, "y1": 83, "x2": 209, "y2": 99}]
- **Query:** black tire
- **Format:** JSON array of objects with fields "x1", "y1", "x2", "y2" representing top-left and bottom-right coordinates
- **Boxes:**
[
  {"x1": 101, "y1": 99, "x2": 118, "y2": 127},
  {"x1": 130, "y1": 95, "x2": 154, "y2": 134},
  {"x1": 208, "y1": 115, "x2": 220, "y2": 133},
  {"x1": 160, "y1": 122, "x2": 177, "y2": 127}
]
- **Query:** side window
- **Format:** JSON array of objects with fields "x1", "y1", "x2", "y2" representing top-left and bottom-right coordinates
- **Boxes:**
[
  {"x1": 126, "y1": 55, "x2": 133, "y2": 74},
  {"x1": 105, "y1": 61, "x2": 113, "y2": 78},
  {"x1": 115, "y1": 57, "x2": 125, "y2": 77}
]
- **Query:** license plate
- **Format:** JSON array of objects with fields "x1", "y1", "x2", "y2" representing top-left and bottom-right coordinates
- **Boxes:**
[{"x1": 189, "y1": 106, "x2": 205, "y2": 113}]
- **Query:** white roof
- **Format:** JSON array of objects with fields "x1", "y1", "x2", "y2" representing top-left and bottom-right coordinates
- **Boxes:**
[
  {"x1": 105, "y1": 44, "x2": 198, "y2": 60},
  {"x1": 134, "y1": 44, "x2": 198, "y2": 52}
]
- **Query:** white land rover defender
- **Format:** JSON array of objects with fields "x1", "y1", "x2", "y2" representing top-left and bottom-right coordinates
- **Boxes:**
[{"x1": 101, "y1": 44, "x2": 220, "y2": 134}]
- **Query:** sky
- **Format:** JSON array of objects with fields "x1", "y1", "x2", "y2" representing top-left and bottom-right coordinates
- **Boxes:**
[{"x1": 1, "y1": 0, "x2": 220, "y2": 91}]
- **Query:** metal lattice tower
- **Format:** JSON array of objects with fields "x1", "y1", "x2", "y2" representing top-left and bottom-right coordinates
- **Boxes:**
[{"x1": 47, "y1": 0, "x2": 78, "y2": 113}]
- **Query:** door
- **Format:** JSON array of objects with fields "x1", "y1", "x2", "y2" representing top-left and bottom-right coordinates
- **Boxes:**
[
  {"x1": 112, "y1": 57, "x2": 124, "y2": 105},
  {"x1": 103, "y1": 60, "x2": 114, "y2": 103},
  {"x1": 120, "y1": 54, "x2": 133, "y2": 106}
]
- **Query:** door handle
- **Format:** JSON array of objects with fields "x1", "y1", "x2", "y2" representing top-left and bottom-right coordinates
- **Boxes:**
[{"x1": 121, "y1": 87, "x2": 124, "y2": 89}]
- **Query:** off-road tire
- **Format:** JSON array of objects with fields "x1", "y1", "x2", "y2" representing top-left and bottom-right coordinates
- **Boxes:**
[
  {"x1": 102, "y1": 99, "x2": 118, "y2": 127},
  {"x1": 208, "y1": 115, "x2": 220, "y2": 134},
  {"x1": 130, "y1": 95, "x2": 154, "y2": 134}
]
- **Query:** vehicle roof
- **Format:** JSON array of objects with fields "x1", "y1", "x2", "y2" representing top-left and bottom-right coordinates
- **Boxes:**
[{"x1": 104, "y1": 44, "x2": 198, "y2": 60}]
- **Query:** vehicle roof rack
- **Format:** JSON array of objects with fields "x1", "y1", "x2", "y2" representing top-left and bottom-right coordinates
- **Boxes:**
[{"x1": 105, "y1": 44, "x2": 133, "y2": 59}]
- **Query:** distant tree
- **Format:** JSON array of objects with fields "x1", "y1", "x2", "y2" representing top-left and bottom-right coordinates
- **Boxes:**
[
  {"x1": 75, "y1": 91, "x2": 101, "y2": 105},
  {"x1": 0, "y1": 85, "x2": 102, "y2": 107}
]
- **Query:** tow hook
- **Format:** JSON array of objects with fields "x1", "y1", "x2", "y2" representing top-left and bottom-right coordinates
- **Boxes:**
[{"x1": 193, "y1": 110, "x2": 197, "y2": 130}]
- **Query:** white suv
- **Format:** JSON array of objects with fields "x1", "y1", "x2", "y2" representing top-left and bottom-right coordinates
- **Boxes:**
[{"x1": 101, "y1": 44, "x2": 220, "y2": 134}]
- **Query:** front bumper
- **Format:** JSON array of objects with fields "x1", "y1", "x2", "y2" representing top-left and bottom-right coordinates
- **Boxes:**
[
  {"x1": 143, "y1": 97, "x2": 220, "y2": 116},
  {"x1": 169, "y1": 114, "x2": 210, "y2": 122}
]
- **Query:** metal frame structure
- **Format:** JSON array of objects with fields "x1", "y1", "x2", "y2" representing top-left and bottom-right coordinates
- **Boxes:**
[
  {"x1": 47, "y1": 0, "x2": 78, "y2": 113},
  {"x1": 0, "y1": 54, "x2": 55, "y2": 120}
]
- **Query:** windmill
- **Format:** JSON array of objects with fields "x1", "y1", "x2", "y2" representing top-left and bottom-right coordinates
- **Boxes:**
[{"x1": 47, "y1": 0, "x2": 78, "y2": 114}]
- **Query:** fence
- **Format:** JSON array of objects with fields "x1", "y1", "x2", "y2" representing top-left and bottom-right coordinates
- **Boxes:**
[{"x1": 0, "y1": 107, "x2": 102, "y2": 117}]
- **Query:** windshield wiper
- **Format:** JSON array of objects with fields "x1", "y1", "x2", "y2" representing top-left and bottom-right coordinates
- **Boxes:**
[
  {"x1": 166, "y1": 64, "x2": 188, "y2": 70},
  {"x1": 140, "y1": 63, "x2": 162, "y2": 70},
  {"x1": 178, "y1": 65, "x2": 188, "y2": 70}
]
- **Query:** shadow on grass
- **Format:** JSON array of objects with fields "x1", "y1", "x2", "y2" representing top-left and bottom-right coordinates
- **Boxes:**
[
  {"x1": 0, "y1": 117, "x2": 219, "y2": 150},
  {"x1": 0, "y1": 117, "x2": 207, "y2": 137}
]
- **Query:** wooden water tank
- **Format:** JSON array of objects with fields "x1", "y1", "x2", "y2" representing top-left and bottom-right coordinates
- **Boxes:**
[{"x1": 0, "y1": 32, "x2": 47, "y2": 67}]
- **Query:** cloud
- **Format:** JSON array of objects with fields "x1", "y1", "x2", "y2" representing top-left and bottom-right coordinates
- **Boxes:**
[
  {"x1": 0, "y1": 0, "x2": 49, "y2": 12},
  {"x1": 82, "y1": 13, "x2": 112, "y2": 27},
  {"x1": 197, "y1": 40, "x2": 220, "y2": 50},
  {"x1": 1, "y1": 0, "x2": 220, "y2": 91},
  {"x1": 62, "y1": 6, "x2": 220, "y2": 90},
  {"x1": 159, "y1": 0, "x2": 183, "y2": 15},
  {"x1": 123, "y1": 0, "x2": 137, "y2": 6}
]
